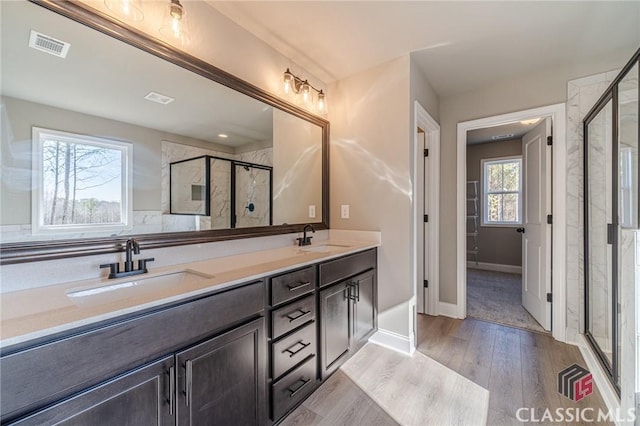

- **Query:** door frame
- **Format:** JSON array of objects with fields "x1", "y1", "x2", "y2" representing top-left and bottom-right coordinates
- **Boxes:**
[
  {"x1": 413, "y1": 101, "x2": 440, "y2": 316},
  {"x1": 456, "y1": 103, "x2": 567, "y2": 342}
]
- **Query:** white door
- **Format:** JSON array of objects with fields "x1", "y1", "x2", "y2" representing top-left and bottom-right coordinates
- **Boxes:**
[{"x1": 521, "y1": 118, "x2": 552, "y2": 330}]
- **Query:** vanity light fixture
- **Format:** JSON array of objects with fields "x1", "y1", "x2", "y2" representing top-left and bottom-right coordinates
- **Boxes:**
[
  {"x1": 104, "y1": 0, "x2": 144, "y2": 22},
  {"x1": 283, "y1": 68, "x2": 327, "y2": 114},
  {"x1": 159, "y1": 0, "x2": 190, "y2": 46}
]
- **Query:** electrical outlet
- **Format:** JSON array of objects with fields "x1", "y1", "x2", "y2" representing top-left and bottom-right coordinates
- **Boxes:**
[
  {"x1": 309, "y1": 205, "x2": 316, "y2": 218},
  {"x1": 341, "y1": 204, "x2": 350, "y2": 219}
]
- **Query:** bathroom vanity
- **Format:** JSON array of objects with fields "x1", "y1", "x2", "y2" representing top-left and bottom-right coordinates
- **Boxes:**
[{"x1": 0, "y1": 244, "x2": 378, "y2": 425}]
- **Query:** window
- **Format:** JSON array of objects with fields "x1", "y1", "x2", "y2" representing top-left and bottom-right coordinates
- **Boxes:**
[
  {"x1": 32, "y1": 127, "x2": 132, "y2": 235},
  {"x1": 481, "y1": 156, "x2": 522, "y2": 226}
]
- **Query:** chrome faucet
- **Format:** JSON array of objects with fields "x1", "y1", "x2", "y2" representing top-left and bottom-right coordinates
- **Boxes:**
[
  {"x1": 297, "y1": 224, "x2": 315, "y2": 246},
  {"x1": 100, "y1": 238, "x2": 154, "y2": 279}
]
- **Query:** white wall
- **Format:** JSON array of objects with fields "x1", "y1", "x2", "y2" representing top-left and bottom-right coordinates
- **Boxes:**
[
  {"x1": 329, "y1": 54, "x2": 440, "y2": 339},
  {"x1": 77, "y1": 0, "x2": 326, "y2": 107}
]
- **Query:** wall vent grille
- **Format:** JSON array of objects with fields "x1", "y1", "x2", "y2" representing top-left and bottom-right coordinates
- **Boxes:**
[{"x1": 29, "y1": 30, "x2": 70, "y2": 58}]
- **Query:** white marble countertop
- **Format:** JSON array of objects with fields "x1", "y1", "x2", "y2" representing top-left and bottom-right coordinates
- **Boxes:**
[{"x1": 0, "y1": 239, "x2": 379, "y2": 349}]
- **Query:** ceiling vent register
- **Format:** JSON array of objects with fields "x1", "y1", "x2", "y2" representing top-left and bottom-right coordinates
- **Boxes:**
[{"x1": 28, "y1": 30, "x2": 70, "y2": 58}]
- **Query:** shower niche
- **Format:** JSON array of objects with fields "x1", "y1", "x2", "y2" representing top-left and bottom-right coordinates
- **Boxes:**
[{"x1": 170, "y1": 155, "x2": 272, "y2": 229}]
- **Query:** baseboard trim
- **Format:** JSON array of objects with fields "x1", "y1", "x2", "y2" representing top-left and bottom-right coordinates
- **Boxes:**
[
  {"x1": 467, "y1": 261, "x2": 522, "y2": 274},
  {"x1": 576, "y1": 334, "x2": 621, "y2": 422},
  {"x1": 369, "y1": 329, "x2": 414, "y2": 356},
  {"x1": 438, "y1": 302, "x2": 461, "y2": 319}
]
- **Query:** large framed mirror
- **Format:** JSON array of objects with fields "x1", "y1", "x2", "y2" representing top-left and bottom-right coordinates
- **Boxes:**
[{"x1": 0, "y1": 0, "x2": 329, "y2": 264}]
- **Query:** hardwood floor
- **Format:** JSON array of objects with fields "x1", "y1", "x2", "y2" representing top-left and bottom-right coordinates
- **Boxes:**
[
  {"x1": 417, "y1": 315, "x2": 612, "y2": 425},
  {"x1": 282, "y1": 315, "x2": 612, "y2": 425}
]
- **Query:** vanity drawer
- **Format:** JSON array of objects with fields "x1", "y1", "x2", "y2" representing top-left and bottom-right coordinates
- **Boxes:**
[
  {"x1": 272, "y1": 322, "x2": 316, "y2": 379},
  {"x1": 271, "y1": 266, "x2": 315, "y2": 306},
  {"x1": 319, "y1": 248, "x2": 376, "y2": 287},
  {"x1": 271, "y1": 355, "x2": 317, "y2": 421},
  {"x1": 271, "y1": 294, "x2": 315, "y2": 339}
]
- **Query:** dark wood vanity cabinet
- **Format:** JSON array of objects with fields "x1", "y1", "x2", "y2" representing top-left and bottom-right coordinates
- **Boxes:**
[
  {"x1": 1, "y1": 282, "x2": 265, "y2": 426},
  {"x1": 319, "y1": 250, "x2": 377, "y2": 379},
  {"x1": 176, "y1": 318, "x2": 265, "y2": 426},
  {"x1": 10, "y1": 355, "x2": 175, "y2": 426},
  {"x1": 2, "y1": 248, "x2": 378, "y2": 426}
]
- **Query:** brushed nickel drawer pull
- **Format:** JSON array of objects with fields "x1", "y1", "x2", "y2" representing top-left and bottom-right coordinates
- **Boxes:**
[
  {"x1": 287, "y1": 281, "x2": 311, "y2": 292},
  {"x1": 285, "y1": 308, "x2": 311, "y2": 322},
  {"x1": 283, "y1": 340, "x2": 311, "y2": 357},
  {"x1": 287, "y1": 377, "x2": 311, "y2": 397}
]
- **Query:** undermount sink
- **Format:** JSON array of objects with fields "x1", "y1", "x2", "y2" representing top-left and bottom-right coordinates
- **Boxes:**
[
  {"x1": 299, "y1": 243, "x2": 351, "y2": 253},
  {"x1": 66, "y1": 270, "x2": 214, "y2": 298}
]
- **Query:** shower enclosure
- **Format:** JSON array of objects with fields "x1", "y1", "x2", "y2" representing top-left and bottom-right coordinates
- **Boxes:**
[
  {"x1": 169, "y1": 155, "x2": 272, "y2": 229},
  {"x1": 584, "y1": 49, "x2": 639, "y2": 393}
]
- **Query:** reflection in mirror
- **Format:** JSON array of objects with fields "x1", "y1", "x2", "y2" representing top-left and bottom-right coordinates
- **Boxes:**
[
  {"x1": 586, "y1": 99, "x2": 614, "y2": 366},
  {"x1": 618, "y1": 62, "x2": 639, "y2": 229},
  {"x1": 0, "y1": 0, "x2": 325, "y2": 248},
  {"x1": 170, "y1": 156, "x2": 210, "y2": 216}
]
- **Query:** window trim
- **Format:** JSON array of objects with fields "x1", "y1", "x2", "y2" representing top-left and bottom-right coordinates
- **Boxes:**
[
  {"x1": 480, "y1": 155, "x2": 523, "y2": 227},
  {"x1": 31, "y1": 127, "x2": 133, "y2": 236}
]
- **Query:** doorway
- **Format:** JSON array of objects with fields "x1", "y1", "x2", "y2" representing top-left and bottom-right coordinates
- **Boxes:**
[
  {"x1": 414, "y1": 101, "x2": 440, "y2": 318},
  {"x1": 465, "y1": 118, "x2": 550, "y2": 333},
  {"x1": 456, "y1": 103, "x2": 567, "y2": 342}
]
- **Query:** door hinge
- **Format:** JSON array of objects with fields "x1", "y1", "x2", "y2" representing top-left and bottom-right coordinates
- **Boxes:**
[
  {"x1": 424, "y1": 280, "x2": 429, "y2": 288},
  {"x1": 424, "y1": 214, "x2": 429, "y2": 223},
  {"x1": 424, "y1": 148, "x2": 429, "y2": 157},
  {"x1": 547, "y1": 136, "x2": 553, "y2": 146},
  {"x1": 607, "y1": 223, "x2": 615, "y2": 245},
  {"x1": 547, "y1": 214, "x2": 552, "y2": 225},
  {"x1": 546, "y1": 293, "x2": 552, "y2": 303}
]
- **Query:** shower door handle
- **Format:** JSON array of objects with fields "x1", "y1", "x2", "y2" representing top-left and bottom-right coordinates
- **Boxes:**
[{"x1": 516, "y1": 227, "x2": 525, "y2": 234}]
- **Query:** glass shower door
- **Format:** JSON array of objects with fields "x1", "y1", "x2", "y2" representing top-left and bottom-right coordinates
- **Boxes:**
[{"x1": 585, "y1": 98, "x2": 615, "y2": 372}]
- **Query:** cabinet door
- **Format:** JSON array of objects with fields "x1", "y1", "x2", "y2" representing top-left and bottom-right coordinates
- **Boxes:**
[
  {"x1": 319, "y1": 281, "x2": 350, "y2": 379},
  {"x1": 353, "y1": 270, "x2": 376, "y2": 345},
  {"x1": 176, "y1": 317, "x2": 265, "y2": 426},
  {"x1": 10, "y1": 356, "x2": 174, "y2": 426}
]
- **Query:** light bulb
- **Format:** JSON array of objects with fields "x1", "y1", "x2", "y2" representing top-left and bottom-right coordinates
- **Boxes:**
[
  {"x1": 317, "y1": 90, "x2": 327, "y2": 114},
  {"x1": 283, "y1": 69, "x2": 295, "y2": 94},
  {"x1": 301, "y1": 81, "x2": 311, "y2": 103},
  {"x1": 104, "y1": 0, "x2": 144, "y2": 22},
  {"x1": 159, "y1": 0, "x2": 190, "y2": 46}
]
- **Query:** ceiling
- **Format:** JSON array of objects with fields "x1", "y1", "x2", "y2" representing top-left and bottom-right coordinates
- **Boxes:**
[
  {"x1": 1, "y1": 1, "x2": 273, "y2": 148},
  {"x1": 467, "y1": 119, "x2": 542, "y2": 145},
  {"x1": 210, "y1": 1, "x2": 640, "y2": 97}
]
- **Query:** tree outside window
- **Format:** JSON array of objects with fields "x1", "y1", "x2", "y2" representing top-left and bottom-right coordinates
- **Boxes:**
[
  {"x1": 482, "y1": 156, "x2": 522, "y2": 226},
  {"x1": 33, "y1": 127, "x2": 132, "y2": 234}
]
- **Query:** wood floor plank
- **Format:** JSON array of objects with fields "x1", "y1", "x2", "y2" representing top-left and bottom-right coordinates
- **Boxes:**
[
  {"x1": 459, "y1": 318, "x2": 498, "y2": 387},
  {"x1": 488, "y1": 326, "x2": 524, "y2": 422}
]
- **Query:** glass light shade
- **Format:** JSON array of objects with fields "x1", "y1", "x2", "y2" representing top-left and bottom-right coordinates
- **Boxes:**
[
  {"x1": 104, "y1": 0, "x2": 144, "y2": 22},
  {"x1": 316, "y1": 90, "x2": 327, "y2": 114},
  {"x1": 301, "y1": 81, "x2": 311, "y2": 103},
  {"x1": 159, "y1": 0, "x2": 190, "y2": 46},
  {"x1": 283, "y1": 69, "x2": 295, "y2": 94}
]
